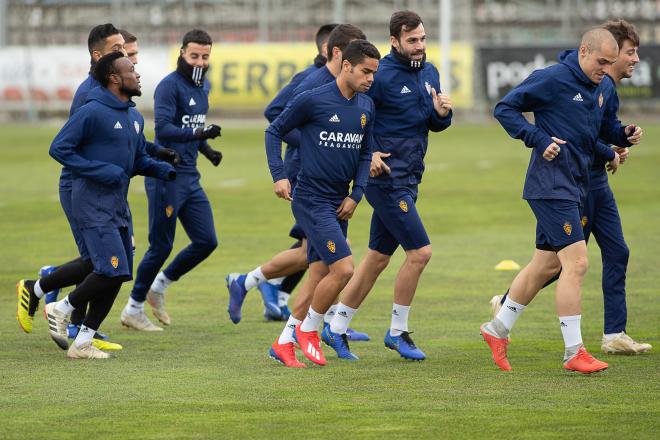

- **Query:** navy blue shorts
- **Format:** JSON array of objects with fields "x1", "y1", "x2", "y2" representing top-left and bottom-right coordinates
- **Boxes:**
[
  {"x1": 291, "y1": 194, "x2": 350, "y2": 265},
  {"x1": 289, "y1": 223, "x2": 307, "y2": 240},
  {"x1": 81, "y1": 226, "x2": 133, "y2": 279},
  {"x1": 366, "y1": 185, "x2": 430, "y2": 256},
  {"x1": 59, "y1": 187, "x2": 90, "y2": 260},
  {"x1": 527, "y1": 199, "x2": 585, "y2": 251}
]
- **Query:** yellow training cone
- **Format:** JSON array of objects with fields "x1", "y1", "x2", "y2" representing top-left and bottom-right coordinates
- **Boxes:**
[{"x1": 495, "y1": 260, "x2": 521, "y2": 271}]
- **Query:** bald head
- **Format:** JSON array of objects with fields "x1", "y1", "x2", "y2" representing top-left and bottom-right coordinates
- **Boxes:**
[
  {"x1": 581, "y1": 28, "x2": 618, "y2": 54},
  {"x1": 578, "y1": 28, "x2": 619, "y2": 84}
]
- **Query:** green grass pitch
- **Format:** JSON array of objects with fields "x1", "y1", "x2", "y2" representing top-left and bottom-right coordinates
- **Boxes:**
[{"x1": 1, "y1": 122, "x2": 658, "y2": 439}]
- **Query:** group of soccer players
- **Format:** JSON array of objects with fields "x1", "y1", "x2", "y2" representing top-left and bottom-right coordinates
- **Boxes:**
[{"x1": 14, "y1": 11, "x2": 651, "y2": 372}]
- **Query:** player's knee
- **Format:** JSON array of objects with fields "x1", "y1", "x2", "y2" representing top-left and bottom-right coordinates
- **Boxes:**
[
  {"x1": 409, "y1": 246, "x2": 432, "y2": 267},
  {"x1": 568, "y1": 256, "x2": 589, "y2": 277},
  {"x1": 331, "y1": 262, "x2": 354, "y2": 283}
]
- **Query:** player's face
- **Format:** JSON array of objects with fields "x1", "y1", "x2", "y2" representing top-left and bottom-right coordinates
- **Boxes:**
[
  {"x1": 181, "y1": 43, "x2": 212, "y2": 68},
  {"x1": 93, "y1": 33, "x2": 127, "y2": 62},
  {"x1": 113, "y1": 57, "x2": 142, "y2": 97},
  {"x1": 392, "y1": 23, "x2": 426, "y2": 61},
  {"x1": 612, "y1": 39, "x2": 639, "y2": 80},
  {"x1": 579, "y1": 42, "x2": 618, "y2": 84},
  {"x1": 124, "y1": 41, "x2": 139, "y2": 65},
  {"x1": 345, "y1": 57, "x2": 379, "y2": 93}
]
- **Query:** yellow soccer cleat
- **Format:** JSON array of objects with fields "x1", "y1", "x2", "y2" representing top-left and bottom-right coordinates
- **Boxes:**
[
  {"x1": 92, "y1": 338, "x2": 123, "y2": 351},
  {"x1": 16, "y1": 280, "x2": 40, "y2": 333}
]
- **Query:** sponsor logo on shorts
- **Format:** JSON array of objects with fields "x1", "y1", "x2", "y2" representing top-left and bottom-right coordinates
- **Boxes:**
[
  {"x1": 598, "y1": 92, "x2": 604, "y2": 108},
  {"x1": 360, "y1": 113, "x2": 367, "y2": 129},
  {"x1": 111, "y1": 256, "x2": 119, "y2": 269},
  {"x1": 563, "y1": 222, "x2": 572, "y2": 236},
  {"x1": 581, "y1": 216, "x2": 588, "y2": 227},
  {"x1": 165, "y1": 205, "x2": 174, "y2": 218},
  {"x1": 327, "y1": 240, "x2": 336, "y2": 253},
  {"x1": 399, "y1": 200, "x2": 408, "y2": 213}
]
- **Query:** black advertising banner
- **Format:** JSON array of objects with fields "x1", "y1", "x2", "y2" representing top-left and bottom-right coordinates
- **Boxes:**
[{"x1": 480, "y1": 45, "x2": 660, "y2": 101}]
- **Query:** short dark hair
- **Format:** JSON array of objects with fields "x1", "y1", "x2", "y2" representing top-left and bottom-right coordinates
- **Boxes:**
[
  {"x1": 326, "y1": 24, "x2": 366, "y2": 62},
  {"x1": 93, "y1": 51, "x2": 125, "y2": 87},
  {"x1": 120, "y1": 29, "x2": 137, "y2": 44},
  {"x1": 181, "y1": 29, "x2": 213, "y2": 48},
  {"x1": 342, "y1": 40, "x2": 381, "y2": 66},
  {"x1": 315, "y1": 24, "x2": 338, "y2": 52},
  {"x1": 602, "y1": 19, "x2": 640, "y2": 49},
  {"x1": 390, "y1": 10, "x2": 423, "y2": 40},
  {"x1": 87, "y1": 23, "x2": 120, "y2": 54}
]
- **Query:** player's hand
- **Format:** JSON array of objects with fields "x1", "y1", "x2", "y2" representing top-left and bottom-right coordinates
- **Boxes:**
[
  {"x1": 625, "y1": 124, "x2": 642, "y2": 144},
  {"x1": 156, "y1": 147, "x2": 181, "y2": 166},
  {"x1": 273, "y1": 179, "x2": 292, "y2": 201},
  {"x1": 543, "y1": 137, "x2": 565, "y2": 161},
  {"x1": 606, "y1": 151, "x2": 621, "y2": 174},
  {"x1": 336, "y1": 197, "x2": 358, "y2": 220},
  {"x1": 612, "y1": 146, "x2": 629, "y2": 164},
  {"x1": 370, "y1": 152, "x2": 391, "y2": 177},
  {"x1": 194, "y1": 124, "x2": 222, "y2": 140},
  {"x1": 431, "y1": 88, "x2": 452, "y2": 117},
  {"x1": 202, "y1": 147, "x2": 223, "y2": 166}
]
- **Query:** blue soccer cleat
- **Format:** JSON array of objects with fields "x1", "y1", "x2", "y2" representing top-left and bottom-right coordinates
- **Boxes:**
[
  {"x1": 384, "y1": 330, "x2": 426, "y2": 360},
  {"x1": 346, "y1": 327, "x2": 371, "y2": 342},
  {"x1": 39, "y1": 266, "x2": 61, "y2": 304},
  {"x1": 226, "y1": 273, "x2": 248, "y2": 324},
  {"x1": 321, "y1": 323, "x2": 359, "y2": 360},
  {"x1": 258, "y1": 282, "x2": 283, "y2": 321},
  {"x1": 279, "y1": 305, "x2": 291, "y2": 320}
]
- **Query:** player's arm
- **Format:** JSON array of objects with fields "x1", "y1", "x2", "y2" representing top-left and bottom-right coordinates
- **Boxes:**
[
  {"x1": 198, "y1": 141, "x2": 223, "y2": 166},
  {"x1": 49, "y1": 111, "x2": 126, "y2": 186},
  {"x1": 594, "y1": 139, "x2": 620, "y2": 174},
  {"x1": 599, "y1": 86, "x2": 638, "y2": 148},
  {"x1": 133, "y1": 130, "x2": 176, "y2": 181},
  {"x1": 493, "y1": 70, "x2": 555, "y2": 153},
  {"x1": 145, "y1": 140, "x2": 180, "y2": 165},
  {"x1": 427, "y1": 69, "x2": 453, "y2": 132}
]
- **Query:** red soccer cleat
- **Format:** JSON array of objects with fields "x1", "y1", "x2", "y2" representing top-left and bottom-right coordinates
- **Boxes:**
[
  {"x1": 564, "y1": 346, "x2": 608, "y2": 374},
  {"x1": 480, "y1": 323, "x2": 512, "y2": 371},
  {"x1": 295, "y1": 325, "x2": 326, "y2": 366},
  {"x1": 269, "y1": 339, "x2": 305, "y2": 368}
]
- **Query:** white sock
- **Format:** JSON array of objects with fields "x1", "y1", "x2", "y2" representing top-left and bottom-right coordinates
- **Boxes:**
[
  {"x1": 245, "y1": 267, "x2": 266, "y2": 290},
  {"x1": 390, "y1": 303, "x2": 410, "y2": 336},
  {"x1": 324, "y1": 304, "x2": 338, "y2": 324},
  {"x1": 33, "y1": 280, "x2": 46, "y2": 298},
  {"x1": 125, "y1": 297, "x2": 145, "y2": 315},
  {"x1": 329, "y1": 302, "x2": 357, "y2": 335},
  {"x1": 55, "y1": 296, "x2": 75, "y2": 316},
  {"x1": 268, "y1": 276, "x2": 285, "y2": 285},
  {"x1": 559, "y1": 315, "x2": 583, "y2": 348},
  {"x1": 150, "y1": 272, "x2": 173, "y2": 294},
  {"x1": 278, "y1": 316, "x2": 302, "y2": 344},
  {"x1": 74, "y1": 325, "x2": 95, "y2": 347},
  {"x1": 300, "y1": 307, "x2": 324, "y2": 332},
  {"x1": 496, "y1": 296, "x2": 526, "y2": 331},
  {"x1": 278, "y1": 291, "x2": 290, "y2": 307}
]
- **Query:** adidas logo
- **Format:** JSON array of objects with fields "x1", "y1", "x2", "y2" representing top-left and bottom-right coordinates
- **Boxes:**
[
  {"x1": 287, "y1": 324, "x2": 296, "y2": 330},
  {"x1": 113, "y1": 121, "x2": 123, "y2": 129},
  {"x1": 338, "y1": 311, "x2": 348, "y2": 318},
  {"x1": 506, "y1": 305, "x2": 517, "y2": 312},
  {"x1": 392, "y1": 310, "x2": 399, "y2": 316},
  {"x1": 400, "y1": 85, "x2": 412, "y2": 94},
  {"x1": 306, "y1": 342, "x2": 321, "y2": 361},
  {"x1": 189, "y1": 97, "x2": 196, "y2": 106},
  {"x1": 329, "y1": 114, "x2": 340, "y2": 123},
  {"x1": 560, "y1": 321, "x2": 567, "y2": 327},
  {"x1": 573, "y1": 93, "x2": 583, "y2": 102}
]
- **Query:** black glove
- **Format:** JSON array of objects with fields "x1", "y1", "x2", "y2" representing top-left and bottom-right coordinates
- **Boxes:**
[
  {"x1": 193, "y1": 124, "x2": 221, "y2": 140},
  {"x1": 199, "y1": 142, "x2": 223, "y2": 166},
  {"x1": 156, "y1": 147, "x2": 181, "y2": 166}
]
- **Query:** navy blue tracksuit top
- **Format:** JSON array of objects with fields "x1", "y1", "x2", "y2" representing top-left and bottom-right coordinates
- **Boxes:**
[
  {"x1": 494, "y1": 49, "x2": 631, "y2": 204},
  {"x1": 367, "y1": 51, "x2": 452, "y2": 187},
  {"x1": 265, "y1": 81, "x2": 375, "y2": 203},
  {"x1": 50, "y1": 87, "x2": 175, "y2": 229}
]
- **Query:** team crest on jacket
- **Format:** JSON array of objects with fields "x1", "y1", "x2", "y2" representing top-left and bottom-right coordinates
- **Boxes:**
[
  {"x1": 111, "y1": 256, "x2": 119, "y2": 269},
  {"x1": 165, "y1": 205, "x2": 174, "y2": 218},
  {"x1": 425, "y1": 81, "x2": 431, "y2": 95},
  {"x1": 399, "y1": 200, "x2": 408, "y2": 213},
  {"x1": 360, "y1": 113, "x2": 366, "y2": 129},
  {"x1": 563, "y1": 222, "x2": 572, "y2": 236},
  {"x1": 327, "y1": 240, "x2": 336, "y2": 253},
  {"x1": 581, "y1": 216, "x2": 588, "y2": 227},
  {"x1": 134, "y1": 121, "x2": 140, "y2": 134},
  {"x1": 598, "y1": 93, "x2": 604, "y2": 108}
]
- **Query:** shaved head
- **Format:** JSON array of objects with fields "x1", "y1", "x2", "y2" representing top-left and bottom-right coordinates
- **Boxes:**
[
  {"x1": 578, "y1": 28, "x2": 619, "y2": 84},
  {"x1": 581, "y1": 28, "x2": 618, "y2": 53}
]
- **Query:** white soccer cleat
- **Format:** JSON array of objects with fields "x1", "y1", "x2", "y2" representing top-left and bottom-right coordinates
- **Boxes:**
[
  {"x1": 67, "y1": 341, "x2": 112, "y2": 359},
  {"x1": 601, "y1": 332, "x2": 652, "y2": 355},
  {"x1": 147, "y1": 289, "x2": 171, "y2": 326},
  {"x1": 490, "y1": 295, "x2": 503, "y2": 317},
  {"x1": 120, "y1": 309, "x2": 163, "y2": 332},
  {"x1": 44, "y1": 302, "x2": 69, "y2": 350}
]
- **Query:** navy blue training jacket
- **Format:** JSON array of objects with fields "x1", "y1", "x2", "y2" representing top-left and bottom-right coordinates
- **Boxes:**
[
  {"x1": 50, "y1": 87, "x2": 175, "y2": 229},
  {"x1": 494, "y1": 49, "x2": 630, "y2": 203}
]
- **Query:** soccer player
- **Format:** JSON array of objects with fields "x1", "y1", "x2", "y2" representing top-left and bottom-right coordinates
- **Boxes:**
[
  {"x1": 46, "y1": 52, "x2": 176, "y2": 359},
  {"x1": 481, "y1": 28, "x2": 641, "y2": 373},
  {"x1": 265, "y1": 39, "x2": 379, "y2": 367},
  {"x1": 324, "y1": 11, "x2": 452, "y2": 361},
  {"x1": 121, "y1": 29, "x2": 222, "y2": 330},
  {"x1": 489, "y1": 20, "x2": 651, "y2": 355},
  {"x1": 120, "y1": 29, "x2": 139, "y2": 64}
]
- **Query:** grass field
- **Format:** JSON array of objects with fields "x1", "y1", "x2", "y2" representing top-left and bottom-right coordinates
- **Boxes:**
[{"x1": 1, "y1": 122, "x2": 658, "y2": 439}]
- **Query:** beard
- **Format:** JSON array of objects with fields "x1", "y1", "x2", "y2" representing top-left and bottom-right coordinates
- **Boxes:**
[{"x1": 120, "y1": 85, "x2": 142, "y2": 97}]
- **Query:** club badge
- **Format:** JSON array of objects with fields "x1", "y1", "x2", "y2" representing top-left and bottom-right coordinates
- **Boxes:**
[
  {"x1": 581, "y1": 216, "x2": 588, "y2": 227},
  {"x1": 111, "y1": 256, "x2": 119, "y2": 269},
  {"x1": 598, "y1": 93, "x2": 604, "y2": 108},
  {"x1": 399, "y1": 200, "x2": 408, "y2": 213},
  {"x1": 360, "y1": 113, "x2": 366, "y2": 129},
  {"x1": 327, "y1": 240, "x2": 336, "y2": 253},
  {"x1": 165, "y1": 205, "x2": 174, "y2": 218},
  {"x1": 563, "y1": 222, "x2": 572, "y2": 236},
  {"x1": 134, "y1": 120, "x2": 140, "y2": 134}
]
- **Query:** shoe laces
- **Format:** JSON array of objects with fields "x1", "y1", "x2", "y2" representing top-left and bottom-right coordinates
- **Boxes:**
[
  {"x1": 575, "y1": 348, "x2": 597, "y2": 364},
  {"x1": 307, "y1": 331, "x2": 321, "y2": 347},
  {"x1": 400, "y1": 331, "x2": 417, "y2": 349},
  {"x1": 339, "y1": 333, "x2": 352, "y2": 353}
]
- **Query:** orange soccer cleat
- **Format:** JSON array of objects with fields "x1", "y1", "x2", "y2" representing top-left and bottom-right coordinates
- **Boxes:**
[
  {"x1": 269, "y1": 339, "x2": 305, "y2": 368},
  {"x1": 295, "y1": 325, "x2": 326, "y2": 366},
  {"x1": 480, "y1": 323, "x2": 512, "y2": 371},
  {"x1": 564, "y1": 346, "x2": 608, "y2": 374}
]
